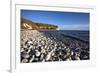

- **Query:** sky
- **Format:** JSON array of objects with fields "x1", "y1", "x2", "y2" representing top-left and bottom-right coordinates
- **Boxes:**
[{"x1": 21, "y1": 10, "x2": 89, "y2": 30}]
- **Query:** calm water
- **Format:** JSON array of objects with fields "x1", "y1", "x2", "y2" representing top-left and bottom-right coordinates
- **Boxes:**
[{"x1": 59, "y1": 30, "x2": 89, "y2": 42}]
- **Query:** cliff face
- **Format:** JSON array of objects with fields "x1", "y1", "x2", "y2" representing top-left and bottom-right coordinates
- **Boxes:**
[{"x1": 21, "y1": 18, "x2": 58, "y2": 30}]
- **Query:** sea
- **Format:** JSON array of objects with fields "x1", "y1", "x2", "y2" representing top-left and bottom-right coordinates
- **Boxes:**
[{"x1": 59, "y1": 30, "x2": 89, "y2": 42}]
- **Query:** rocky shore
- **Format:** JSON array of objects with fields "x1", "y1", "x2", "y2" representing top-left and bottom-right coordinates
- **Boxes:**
[{"x1": 21, "y1": 30, "x2": 89, "y2": 63}]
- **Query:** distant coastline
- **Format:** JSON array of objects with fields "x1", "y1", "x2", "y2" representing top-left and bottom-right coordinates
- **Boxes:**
[{"x1": 21, "y1": 18, "x2": 58, "y2": 30}]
